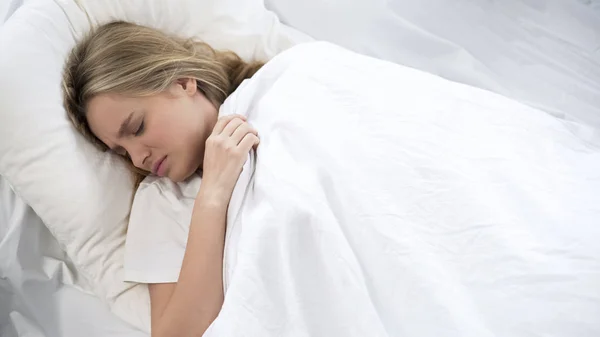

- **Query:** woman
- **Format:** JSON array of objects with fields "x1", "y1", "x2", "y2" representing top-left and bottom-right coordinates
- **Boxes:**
[{"x1": 63, "y1": 21, "x2": 262, "y2": 336}]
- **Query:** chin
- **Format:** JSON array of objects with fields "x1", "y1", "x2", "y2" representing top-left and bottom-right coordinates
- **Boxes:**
[
  {"x1": 169, "y1": 161, "x2": 199, "y2": 183},
  {"x1": 168, "y1": 169, "x2": 188, "y2": 183},
  {"x1": 168, "y1": 174, "x2": 184, "y2": 183}
]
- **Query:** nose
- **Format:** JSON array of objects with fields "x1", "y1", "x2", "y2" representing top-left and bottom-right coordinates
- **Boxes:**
[{"x1": 126, "y1": 143, "x2": 150, "y2": 171}]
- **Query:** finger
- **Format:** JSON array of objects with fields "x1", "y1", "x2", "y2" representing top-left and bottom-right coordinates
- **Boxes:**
[
  {"x1": 238, "y1": 133, "x2": 260, "y2": 153},
  {"x1": 232, "y1": 124, "x2": 258, "y2": 145},
  {"x1": 221, "y1": 118, "x2": 247, "y2": 137},
  {"x1": 212, "y1": 114, "x2": 246, "y2": 135}
]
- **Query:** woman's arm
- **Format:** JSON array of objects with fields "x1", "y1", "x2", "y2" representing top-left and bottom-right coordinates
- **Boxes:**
[
  {"x1": 148, "y1": 114, "x2": 259, "y2": 337},
  {"x1": 150, "y1": 194, "x2": 227, "y2": 337}
]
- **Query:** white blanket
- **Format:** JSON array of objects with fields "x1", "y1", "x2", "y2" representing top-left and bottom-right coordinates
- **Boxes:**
[{"x1": 210, "y1": 42, "x2": 600, "y2": 337}]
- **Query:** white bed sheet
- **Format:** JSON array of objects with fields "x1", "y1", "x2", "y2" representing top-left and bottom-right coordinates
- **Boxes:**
[
  {"x1": 1, "y1": 0, "x2": 599, "y2": 336},
  {"x1": 0, "y1": 176, "x2": 145, "y2": 337},
  {"x1": 0, "y1": 0, "x2": 22, "y2": 26},
  {"x1": 266, "y1": 0, "x2": 600, "y2": 129},
  {"x1": 209, "y1": 40, "x2": 600, "y2": 337}
]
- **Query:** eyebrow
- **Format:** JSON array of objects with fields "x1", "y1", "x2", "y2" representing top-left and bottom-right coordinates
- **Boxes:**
[{"x1": 117, "y1": 112, "x2": 134, "y2": 139}]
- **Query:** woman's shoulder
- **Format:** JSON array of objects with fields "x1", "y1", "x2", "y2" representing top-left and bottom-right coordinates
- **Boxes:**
[
  {"x1": 252, "y1": 41, "x2": 351, "y2": 83},
  {"x1": 260, "y1": 41, "x2": 341, "y2": 71},
  {"x1": 283, "y1": 41, "x2": 351, "y2": 64},
  {"x1": 277, "y1": 41, "x2": 342, "y2": 59}
]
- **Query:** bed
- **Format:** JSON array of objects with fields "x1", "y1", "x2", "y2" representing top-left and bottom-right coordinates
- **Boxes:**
[
  {"x1": 0, "y1": 176, "x2": 146, "y2": 337},
  {"x1": 1, "y1": 0, "x2": 599, "y2": 336}
]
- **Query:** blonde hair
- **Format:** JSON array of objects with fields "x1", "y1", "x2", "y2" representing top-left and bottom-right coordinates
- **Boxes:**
[{"x1": 62, "y1": 20, "x2": 263, "y2": 187}]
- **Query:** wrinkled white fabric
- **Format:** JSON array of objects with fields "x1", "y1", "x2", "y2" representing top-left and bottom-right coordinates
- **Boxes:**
[
  {"x1": 204, "y1": 42, "x2": 600, "y2": 337},
  {"x1": 266, "y1": 0, "x2": 600, "y2": 129},
  {"x1": 0, "y1": 177, "x2": 147, "y2": 337},
  {"x1": 124, "y1": 174, "x2": 201, "y2": 284}
]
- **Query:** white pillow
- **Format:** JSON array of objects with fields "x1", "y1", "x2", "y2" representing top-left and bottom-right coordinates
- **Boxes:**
[{"x1": 0, "y1": 0, "x2": 309, "y2": 331}]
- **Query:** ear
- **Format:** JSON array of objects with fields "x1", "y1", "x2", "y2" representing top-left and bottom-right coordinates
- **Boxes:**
[{"x1": 175, "y1": 78, "x2": 198, "y2": 96}]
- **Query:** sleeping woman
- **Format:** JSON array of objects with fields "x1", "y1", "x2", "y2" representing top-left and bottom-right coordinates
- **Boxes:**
[
  {"x1": 63, "y1": 21, "x2": 262, "y2": 337},
  {"x1": 62, "y1": 19, "x2": 597, "y2": 337}
]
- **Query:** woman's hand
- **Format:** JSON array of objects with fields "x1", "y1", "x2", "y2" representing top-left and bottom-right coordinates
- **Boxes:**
[{"x1": 199, "y1": 114, "x2": 259, "y2": 205}]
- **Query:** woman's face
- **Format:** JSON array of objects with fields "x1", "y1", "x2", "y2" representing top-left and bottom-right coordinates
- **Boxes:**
[{"x1": 87, "y1": 78, "x2": 218, "y2": 182}]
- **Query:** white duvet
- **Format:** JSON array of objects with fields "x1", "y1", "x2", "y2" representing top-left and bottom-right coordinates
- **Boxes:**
[{"x1": 208, "y1": 42, "x2": 600, "y2": 337}]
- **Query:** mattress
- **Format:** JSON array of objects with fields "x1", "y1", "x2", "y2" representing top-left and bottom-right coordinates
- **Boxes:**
[{"x1": 1, "y1": 0, "x2": 599, "y2": 336}]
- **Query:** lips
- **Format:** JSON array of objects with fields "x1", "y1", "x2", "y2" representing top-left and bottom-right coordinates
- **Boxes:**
[{"x1": 152, "y1": 156, "x2": 166, "y2": 176}]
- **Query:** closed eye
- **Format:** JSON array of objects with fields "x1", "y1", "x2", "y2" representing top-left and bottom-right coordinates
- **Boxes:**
[{"x1": 134, "y1": 120, "x2": 145, "y2": 136}]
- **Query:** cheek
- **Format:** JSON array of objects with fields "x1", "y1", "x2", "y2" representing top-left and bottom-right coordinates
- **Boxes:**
[
  {"x1": 144, "y1": 117, "x2": 175, "y2": 149},
  {"x1": 152, "y1": 97, "x2": 209, "y2": 152},
  {"x1": 151, "y1": 115, "x2": 198, "y2": 152}
]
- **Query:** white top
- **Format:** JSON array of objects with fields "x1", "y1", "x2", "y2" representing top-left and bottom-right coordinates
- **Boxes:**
[{"x1": 123, "y1": 174, "x2": 201, "y2": 283}]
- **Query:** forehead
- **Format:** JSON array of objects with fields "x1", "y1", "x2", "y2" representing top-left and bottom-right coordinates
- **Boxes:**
[{"x1": 86, "y1": 94, "x2": 136, "y2": 143}]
